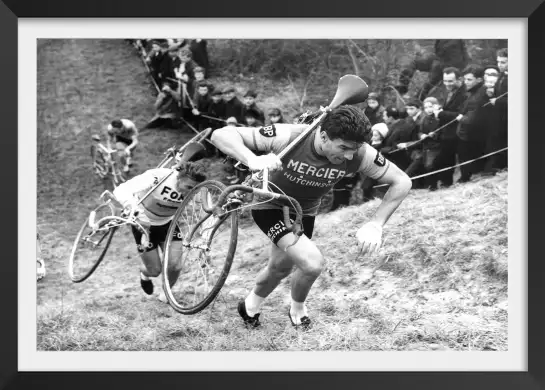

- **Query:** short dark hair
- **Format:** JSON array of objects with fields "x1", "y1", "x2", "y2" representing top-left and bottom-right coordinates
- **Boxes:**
[
  {"x1": 244, "y1": 89, "x2": 257, "y2": 98},
  {"x1": 197, "y1": 80, "x2": 209, "y2": 89},
  {"x1": 320, "y1": 105, "x2": 371, "y2": 143},
  {"x1": 443, "y1": 66, "x2": 461, "y2": 78},
  {"x1": 111, "y1": 119, "x2": 123, "y2": 128},
  {"x1": 497, "y1": 48, "x2": 508, "y2": 58},
  {"x1": 384, "y1": 106, "x2": 400, "y2": 120},
  {"x1": 462, "y1": 64, "x2": 484, "y2": 79},
  {"x1": 177, "y1": 162, "x2": 207, "y2": 183},
  {"x1": 405, "y1": 98, "x2": 422, "y2": 109}
]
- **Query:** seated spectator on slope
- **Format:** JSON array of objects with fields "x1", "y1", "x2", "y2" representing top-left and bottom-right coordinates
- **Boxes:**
[
  {"x1": 223, "y1": 86, "x2": 244, "y2": 124},
  {"x1": 267, "y1": 108, "x2": 285, "y2": 124},
  {"x1": 364, "y1": 92, "x2": 386, "y2": 126},
  {"x1": 242, "y1": 90, "x2": 265, "y2": 124},
  {"x1": 455, "y1": 64, "x2": 488, "y2": 183},
  {"x1": 146, "y1": 81, "x2": 182, "y2": 129}
]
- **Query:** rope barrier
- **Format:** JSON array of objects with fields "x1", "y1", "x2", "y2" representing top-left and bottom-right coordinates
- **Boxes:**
[{"x1": 372, "y1": 146, "x2": 508, "y2": 189}]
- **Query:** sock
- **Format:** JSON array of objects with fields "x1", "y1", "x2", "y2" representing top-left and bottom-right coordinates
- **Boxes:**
[
  {"x1": 244, "y1": 291, "x2": 265, "y2": 317},
  {"x1": 290, "y1": 300, "x2": 308, "y2": 323},
  {"x1": 140, "y1": 272, "x2": 150, "y2": 281}
]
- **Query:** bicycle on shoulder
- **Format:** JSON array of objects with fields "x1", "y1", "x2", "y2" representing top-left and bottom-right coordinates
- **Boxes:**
[{"x1": 70, "y1": 128, "x2": 212, "y2": 284}]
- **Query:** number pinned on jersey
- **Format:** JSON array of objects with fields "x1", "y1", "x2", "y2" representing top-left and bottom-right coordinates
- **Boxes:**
[
  {"x1": 374, "y1": 152, "x2": 386, "y2": 167},
  {"x1": 259, "y1": 124, "x2": 276, "y2": 138}
]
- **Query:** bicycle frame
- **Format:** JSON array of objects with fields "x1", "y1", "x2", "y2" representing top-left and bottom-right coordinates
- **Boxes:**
[{"x1": 92, "y1": 138, "x2": 125, "y2": 187}]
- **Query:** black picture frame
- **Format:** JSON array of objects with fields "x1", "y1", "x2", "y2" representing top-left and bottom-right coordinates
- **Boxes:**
[{"x1": 5, "y1": 0, "x2": 543, "y2": 389}]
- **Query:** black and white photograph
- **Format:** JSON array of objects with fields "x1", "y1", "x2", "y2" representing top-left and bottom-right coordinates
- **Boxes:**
[{"x1": 22, "y1": 17, "x2": 527, "y2": 373}]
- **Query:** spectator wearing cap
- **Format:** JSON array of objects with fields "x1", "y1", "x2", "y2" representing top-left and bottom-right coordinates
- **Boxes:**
[
  {"x1": 268, "y1": 108, "x2": 285, "y2": 124},
  {"x1": 364, "y1": 92, "x2": 386, "y2": 126},
  {"x1": 243, "y1": 109, "x2": 264, "y2": 128},
  {"x1": 487, "y1": 48, "x2": 508, "y2": 173},
  {"x1": 208, "y1": 89, "x2": 227, "y2": 130},
  {"x1": 370, "y1": 123, "x2": 389, "y2": 148},
  {"x1": 242, "y1": 90, "x2": 265, "y2": 124},
  {"x1": 455, "y1": 64, "x2": 488, "y2": 182},
  {"x1": 145, "y1": 40, "x2": 167, "y2": 86},
  {"x1": 427, "y1": 66, "x2": 468, "y2": 189},
  {"x1": 158, "y1": 45, "x2": 182, "y2": 86},
  {"x1": 189, "y1": 66, "x2": 207, "y2": 102},
  {"x1": 401, "y1": 99, "x2": 427, "y2": 188},
  {"x1": 191, "y1": 81, "x2": 213, "y2": 131},
  {"x1": 223, "y1": 86, "x2": 244, "y2": 124}
]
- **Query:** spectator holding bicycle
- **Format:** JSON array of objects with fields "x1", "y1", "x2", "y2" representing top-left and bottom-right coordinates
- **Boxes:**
[
  {"x1": 211, "y1": 105, "x2": 412, "y2": 330},
  {"x1": 106, "y1": 119, "x2": 139, "y2": 173},
  {"x1": 112, "y1": 160, "x2": 207, "y2": 303}
]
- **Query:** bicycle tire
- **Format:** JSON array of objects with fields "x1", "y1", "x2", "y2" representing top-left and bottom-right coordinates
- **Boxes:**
[
  {"x1": 68, "y1": 203, "x2": 118, "y2": 283},
  {"x1": 163, "y1": 180, "x2": 239, "y2": 315}
]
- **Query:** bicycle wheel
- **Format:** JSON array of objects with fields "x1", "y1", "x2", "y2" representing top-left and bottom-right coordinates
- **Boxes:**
[
  {"x1": 163, "y1": 180, "x2": 239, "y2": 314},
  {"x1": 68, "y1": 203, "x2": 118, "y2": 283}
]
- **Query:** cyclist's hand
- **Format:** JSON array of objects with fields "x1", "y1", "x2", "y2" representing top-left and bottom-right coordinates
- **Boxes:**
[
  {"x1": 356, "y1": 221, "x2": 383, "y2": 256},
  {"x1": 124, "y1": 147, "x2": 131, "y2": 156},
  {"x1": 247, "y1": 153, "x2": 283, "y2": 171},
  {"x1": 192, "y1": 108, "x2": 200, "y2": 116}
]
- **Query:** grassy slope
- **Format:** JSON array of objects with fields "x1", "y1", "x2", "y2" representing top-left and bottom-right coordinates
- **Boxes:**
[{"x1": 37, "y1": 40, "x2": 507, "y2": 352}]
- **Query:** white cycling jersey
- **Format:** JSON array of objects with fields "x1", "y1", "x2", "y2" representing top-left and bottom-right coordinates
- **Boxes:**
[{"x1": 113, "y1": 168, "x2": 184, "y2": 226}]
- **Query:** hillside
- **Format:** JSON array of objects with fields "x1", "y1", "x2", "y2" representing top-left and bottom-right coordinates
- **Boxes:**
[{"x1": 37, "y1": 39, "x2": 508, "y2": 352}]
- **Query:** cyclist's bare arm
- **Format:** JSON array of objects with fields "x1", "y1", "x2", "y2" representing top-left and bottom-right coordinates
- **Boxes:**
[
  {"x1": 126, "y1": 133, "x2": 139, "y2": 151},
  {"x1": 211, "y1": 124, "x2": 306, "y2": 169},
  {"x1": 356, "y1": 144, "x2": 412, "y2": 228}
]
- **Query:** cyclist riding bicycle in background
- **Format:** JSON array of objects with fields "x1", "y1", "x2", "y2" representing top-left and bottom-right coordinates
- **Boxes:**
[
  {"x1": 211, "y1": 105, "x2": 412, "y2": 330},
  {"x1": 106, "y1": 119, "x2": 139, "y2": 173},
  {"x1": 112, "y1": 161, "x2": 207, "y2": 303}
]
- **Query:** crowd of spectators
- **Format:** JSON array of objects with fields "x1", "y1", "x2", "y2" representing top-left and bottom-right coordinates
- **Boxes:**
[{"x1": 131, "y1": 40, "x2": 508, "y2": 206}]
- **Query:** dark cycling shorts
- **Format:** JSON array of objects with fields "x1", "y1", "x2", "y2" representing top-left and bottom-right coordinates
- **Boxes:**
[
  {"x1": 115, "y1": 136, "x2": 133, "y2": 147},
  {"x1": 131, "y1": 220, "x2": 182, "y2": 253},
  {"x1": 251, "y1": 209, "x2": 315, "y2": 246}
]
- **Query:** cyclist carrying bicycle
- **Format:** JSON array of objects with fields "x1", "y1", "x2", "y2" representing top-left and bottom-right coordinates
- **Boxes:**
[
  {"x1": 211, "y1": 105, "x2": 412, "y2": 329},
  {"x1": 112, "y1": 161, "x2": 207, "y2": 302},
  {"x1": 106, "y1": 119, "x2": 139, "y2": 173}
]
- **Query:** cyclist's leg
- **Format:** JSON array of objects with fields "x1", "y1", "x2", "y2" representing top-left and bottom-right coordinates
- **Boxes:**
[
  {"x1": 115, "y1": 141, "x2": 130, "y2": 172},
  {"x1": 132, "y1": 225, "x2": 162, "y2": 277}
]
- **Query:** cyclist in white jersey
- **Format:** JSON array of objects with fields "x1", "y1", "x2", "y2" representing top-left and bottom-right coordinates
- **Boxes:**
[
  {"x1": 107, "y1": 119, "x2": 139, "y2": 173},
  {"x1": 113, "y1": 161, "x2": 206, "y2": 301},
  {"x1": 211, "y1": 105, "x2": 412, "y2": 329}
]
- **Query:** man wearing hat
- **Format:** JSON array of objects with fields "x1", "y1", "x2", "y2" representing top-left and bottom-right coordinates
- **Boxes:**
[
  {"x1": 223, "y1": 86, "x2": 244, "y2": 124},
  {"x1": 242, "y1": 90, "x2": 265, "y2": 124}
]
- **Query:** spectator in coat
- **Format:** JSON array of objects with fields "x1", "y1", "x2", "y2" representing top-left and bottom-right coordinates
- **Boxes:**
[
  {"x1": 363, "y1": 92, "x2": 386, "y2": 126},
  {"x1": 396, "y1": 40, "x2": 470, "y2": 100},
  {"x1": 483, "y1": 48, "x2": 508, "y2": 175},
  {"x1": 242, "y1": 90, "x2": 265, "y2": 124},
  {"x1": 223, "y1": 86, "x2": 244, "y2": 124},
  {"x1": 146, "y1": 81, "x2": 182, "y2": 129},
  {"x1": 192, "y1": 81, "x2": 213, "y2": 130},
  {"x1": 456, "y1": 64, "x2": 488, "y2": 182},
  {"x1": 427, "y1": 66, "x2": 467, "y2": 188},
  {"x1": 145, "y1": 40, "x2": 166, "y2": 86},
  {"x1": 208, "y1": 89, "x2": 227, "y2": 130},
  {"x1": 243, "y1": 109, "x2": 264, "y2": 128},
  {"x1": 418, "y1": 97, "x2": 441, "y2": 190},
  {"x1": 380, "y1": 105, "x2": 418, "y2": 171}
]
